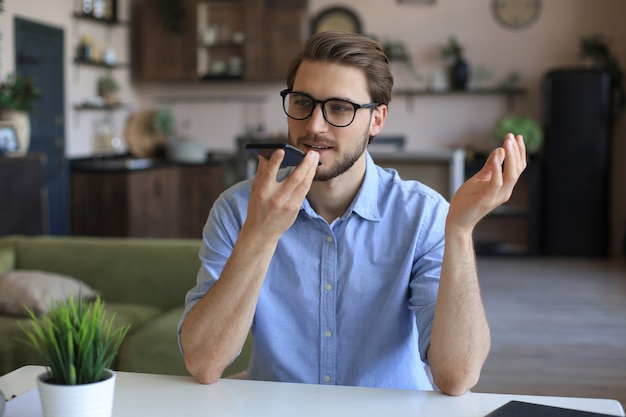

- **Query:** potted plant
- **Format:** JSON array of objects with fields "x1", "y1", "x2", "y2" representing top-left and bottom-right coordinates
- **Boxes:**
[
  {"x1": 579, "y1": 34, "x2": 625, "y2": 121},
  {"x1": 0, "y1": 73, "x2": 42, "y2": 153},
  {"x1": 20, "y1": 295, "x2": 130, "y2": 417},
  {"x1": 441, "y1": 35, "x2": 470, "y2": 90},
  {"x1": 494, "y1": 115, "x2": 544, "y2": 153},
  {"x1": 97, "y1": 75, "x2": 120, "y2": 106},
  {"x1": 152, "y1": 108, "x2": 175, "y2": 140}
]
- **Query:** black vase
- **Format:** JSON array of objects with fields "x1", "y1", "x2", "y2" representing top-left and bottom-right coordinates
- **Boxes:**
[{"x1": 450, "y1": 59, "x2": 470, "y2": 90}]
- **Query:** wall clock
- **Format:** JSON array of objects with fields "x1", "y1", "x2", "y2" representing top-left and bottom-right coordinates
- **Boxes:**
[
  {"x1": 492, "y1": 0, "x2": 542, "y2": 30},
  {"x1": 311, "y1": 6, "x2": 362, "y2": 34}
]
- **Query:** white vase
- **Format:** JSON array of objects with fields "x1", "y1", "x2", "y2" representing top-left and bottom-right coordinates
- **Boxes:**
[
  {"x1": 0, "y1": 109, "x2": 31, "y2": 154},
  {"x1": 37, "y1": 370, "x2": 116, "y2": 417}
]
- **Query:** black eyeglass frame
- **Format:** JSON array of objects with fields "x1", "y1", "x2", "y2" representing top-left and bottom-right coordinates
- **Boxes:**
[{"x1": 280, "y1": 89, "x2": 379, "y2": 128}]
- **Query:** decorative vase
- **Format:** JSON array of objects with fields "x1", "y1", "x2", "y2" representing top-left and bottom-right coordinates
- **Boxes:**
[
  {"x1": 0, "y1": 109, "x2": 31, "y2": 154},
  {"x1": 36, "y1": 370, "x2": 116, "y2": 417},
  {"x1": 450, "y1": 58, "x2": 470, "y2": 90}
]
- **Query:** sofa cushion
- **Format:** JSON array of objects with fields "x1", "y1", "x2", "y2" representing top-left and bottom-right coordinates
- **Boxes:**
[
  {"x1": 118, "y1": 306, "x2": 253, "y2": 377},
  {"x1": 0, "y1": 302, "x2": 163, "y2": 376},
  {"x1": 0, "y1": 270, "x2": 99, "y2": 316},
  {"x1": 0, "y1": 315, "x2": 41, "y2": 375},
  {"x1": 117, "y1": 306, "x2": 189, "y2": 376},
  {"x1": 0, "y1": 246, "x2": 15, "y2": 275}
]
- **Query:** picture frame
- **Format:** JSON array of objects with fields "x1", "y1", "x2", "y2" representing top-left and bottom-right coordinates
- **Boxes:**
[{"x1": 0, "y1": 122, "x2": 19, "y2": 155}]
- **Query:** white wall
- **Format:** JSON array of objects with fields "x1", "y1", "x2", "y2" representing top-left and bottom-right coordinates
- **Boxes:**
[{"x1": 2, "y1": 0, "x2": 626, "y2": 255}]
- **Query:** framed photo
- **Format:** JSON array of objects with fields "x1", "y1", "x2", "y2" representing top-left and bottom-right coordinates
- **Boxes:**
[{"x1": 0, "y1": 122, "x2": 19, "y2": 155}]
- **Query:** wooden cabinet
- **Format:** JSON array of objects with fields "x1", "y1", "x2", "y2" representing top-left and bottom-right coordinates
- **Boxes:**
[
  {"x1": 71, "y1": 163, "x2": 223, "y2": 238},
  {"x1": 0, "y1": 154, "x2": 47, "y2": 236},
  {"x1": 240, "y1": 0, "x2": 307, "y2": 81},
  {"x1": 132, "y1": 0, "x2": 307, "y2": 82},
  {"x1": 131, "y1": 0, "x2": 198, "y2": 82}
]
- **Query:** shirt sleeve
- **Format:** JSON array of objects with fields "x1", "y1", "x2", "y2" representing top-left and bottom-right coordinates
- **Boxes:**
[
  {"x1": 176, "y1": 187, "x2": 248, "y2": 354},
  {"x1": 408, "y1": 193, "x2": 448, "y2": 362}
]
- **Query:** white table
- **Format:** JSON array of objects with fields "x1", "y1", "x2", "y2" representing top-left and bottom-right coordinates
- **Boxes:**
[{"x1": 2, "y1": 366, "x2": 624, "y2": 417}]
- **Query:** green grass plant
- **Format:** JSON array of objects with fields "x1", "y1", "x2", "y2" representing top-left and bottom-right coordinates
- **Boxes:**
[{"x1": 20, "y1": 295, "x2": 130, "y2": 385}]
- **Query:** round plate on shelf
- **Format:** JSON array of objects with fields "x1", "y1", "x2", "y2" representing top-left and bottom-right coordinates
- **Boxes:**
[{"x1": 311, "y1": 6, "x2": 362, "y2": 34}]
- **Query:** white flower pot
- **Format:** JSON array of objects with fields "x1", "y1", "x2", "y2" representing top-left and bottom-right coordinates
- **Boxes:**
[{"x1": 36, "y1": 370, "x2": 116, "y2": 417}]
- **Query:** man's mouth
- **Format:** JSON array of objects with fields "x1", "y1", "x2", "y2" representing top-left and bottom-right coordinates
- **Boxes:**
[{"x1": 304, "y1": 143, "x2": 332, "y2": 151}]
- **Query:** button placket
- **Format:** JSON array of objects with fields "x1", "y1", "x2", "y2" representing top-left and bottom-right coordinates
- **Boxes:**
[{"x1": 320, "y1": 227, "x2": 337, "y2": 384}]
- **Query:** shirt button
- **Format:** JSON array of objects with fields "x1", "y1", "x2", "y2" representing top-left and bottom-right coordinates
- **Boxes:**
[
  {"x1": 324, "y1": 375, "x2": 331, "y2": 383},
  {"x1": 325, "y1": 283, "x2": 332, "y2": 291},
  {"x1": 325, "y1": 330, "x2": 332, "y2": 338},
  {"x1": 326, "y1": 235, "x2": 333, "y2": 243}
]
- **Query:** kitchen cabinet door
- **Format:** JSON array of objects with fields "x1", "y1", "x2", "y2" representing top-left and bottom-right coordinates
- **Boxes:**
[
  {"x1": 131, "y1": 0, "x2": 198, "y2": 82},
  {"x1": 244, "y1": 0, "x2": 307, "y2": 81}
]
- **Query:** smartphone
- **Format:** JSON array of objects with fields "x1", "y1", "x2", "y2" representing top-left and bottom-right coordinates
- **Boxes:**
[{"x1": 245, "y1": 143, "x2": 321, "y2": 167}]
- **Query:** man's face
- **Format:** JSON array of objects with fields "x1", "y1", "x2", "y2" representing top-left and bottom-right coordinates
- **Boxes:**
[{"x1": 287, "y1": 60, "x2": 385, "y2": 182}]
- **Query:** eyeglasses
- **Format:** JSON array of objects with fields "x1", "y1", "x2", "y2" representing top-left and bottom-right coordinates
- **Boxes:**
[{"x1": 280, "y1": 89, "x2": 379, "y2": 128}]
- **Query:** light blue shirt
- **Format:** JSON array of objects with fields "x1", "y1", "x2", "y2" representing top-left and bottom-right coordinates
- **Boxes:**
[{"x1": 179, "y1": 152, "x2": 448, "y2": 390}]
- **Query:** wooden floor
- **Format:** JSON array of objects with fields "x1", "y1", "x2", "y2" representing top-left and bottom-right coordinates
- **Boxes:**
[{"x1": 473, "y1": 256, "x2": 626, "y2": 411}]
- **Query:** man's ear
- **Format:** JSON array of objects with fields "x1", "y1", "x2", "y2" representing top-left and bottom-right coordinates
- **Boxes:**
[{"x1": 369, "y1": 104, "x2": 387, "y2": 137}]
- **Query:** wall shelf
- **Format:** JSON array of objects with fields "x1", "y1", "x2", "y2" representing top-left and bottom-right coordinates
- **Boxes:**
[
  {"x1": 73, "y1": 58, "x2": 127, "y2": 68},
  {"x1": 393, "y1": 87, "x2": 527, "y2": 111},
  {"x1": 392, "y1": 87, "x2": 527, "y2": 96},
  {"x1": 72, "y1": 12, "x2": 129, "y2": 26},
  {"x1": 73, "y1": 103, "x2": 126, "y2": 111}
]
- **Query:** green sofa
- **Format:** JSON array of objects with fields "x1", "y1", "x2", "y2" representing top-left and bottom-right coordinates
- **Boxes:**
[{"x1": 0, "y1": 235, "x2": 251, "y2": 378}]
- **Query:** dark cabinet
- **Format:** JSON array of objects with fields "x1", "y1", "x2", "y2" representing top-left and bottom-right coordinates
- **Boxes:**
[
  {"x1": 71, "y1": 163, "x2": 223, "y2": 238},
  {"x1": 541, "y1": 69, "x2": 612, "y2": 257},
  {"x1": 0, "y1": 154, "x2": 47, "y2": 235},
  {"x1": 242, "y1": 0, "x2": 307, "y2": 81},
  {"x1": 131, "y1": 0, "x2": 198, "y2": 82},
  {"x1": 132, "y1": 0, "x2": 307, "y2": 82}
]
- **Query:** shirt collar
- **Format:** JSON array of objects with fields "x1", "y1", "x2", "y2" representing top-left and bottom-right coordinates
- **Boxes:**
[{"x1": 300, "y1": 152, "x2": 381, "y2": 222}]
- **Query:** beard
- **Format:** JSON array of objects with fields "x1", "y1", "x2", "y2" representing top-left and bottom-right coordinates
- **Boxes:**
[{"x1": 289, "y1": 125, "x2": 370, "y2": 182}]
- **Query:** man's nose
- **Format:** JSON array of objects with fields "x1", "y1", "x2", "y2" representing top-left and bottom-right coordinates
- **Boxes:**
[{"x1": 305, "y1": 103, "x2": 328, "y2": 132}]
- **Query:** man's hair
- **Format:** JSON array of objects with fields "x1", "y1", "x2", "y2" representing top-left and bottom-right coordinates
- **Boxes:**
[{"x1": 286, "y1": 31, "x2": 393, "y2": 106}]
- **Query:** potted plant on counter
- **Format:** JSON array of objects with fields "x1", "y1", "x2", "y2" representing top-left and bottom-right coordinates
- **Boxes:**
[{"x1": 20, "y1": 295, "x2": 130, "y2": 417}]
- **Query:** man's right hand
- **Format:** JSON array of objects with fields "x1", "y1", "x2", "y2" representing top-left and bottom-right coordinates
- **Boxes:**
[{"x1": 242, "y1": 148, "x2": 319, "y2": 242}]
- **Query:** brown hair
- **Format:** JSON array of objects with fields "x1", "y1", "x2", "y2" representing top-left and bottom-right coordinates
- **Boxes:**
[{"x1": 286, "y1": 31, "x2": 393, "y2": 106}]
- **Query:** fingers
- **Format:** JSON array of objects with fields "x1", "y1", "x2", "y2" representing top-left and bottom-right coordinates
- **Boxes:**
[
  {"x1": 502, "y1": 133, "x2": 527, "y2": 182},
  {"x1": 253, "y1": 148, "x2": 319, "y2": 202}
]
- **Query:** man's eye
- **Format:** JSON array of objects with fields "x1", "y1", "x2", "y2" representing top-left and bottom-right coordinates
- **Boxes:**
[{"x1": 328, "y1": 102, "x2": 352, "y2": 113}]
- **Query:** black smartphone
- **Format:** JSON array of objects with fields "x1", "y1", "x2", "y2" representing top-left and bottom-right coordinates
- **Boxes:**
[{"x1": 245, "y1": 143, "x2": 321, "y2": 167}]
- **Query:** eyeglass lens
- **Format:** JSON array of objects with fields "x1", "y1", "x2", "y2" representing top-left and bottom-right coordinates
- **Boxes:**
[{"x1": 283, "y1": 92, "x2": 357, "y2": 127}]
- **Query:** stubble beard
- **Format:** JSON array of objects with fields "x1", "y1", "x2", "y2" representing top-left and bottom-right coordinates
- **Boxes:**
[{"x1": 289, "y1": 126, "x2": 370, "y2": 182}]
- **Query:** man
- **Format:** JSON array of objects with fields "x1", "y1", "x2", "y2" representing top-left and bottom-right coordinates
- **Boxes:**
[{"x1": 178, "y1": 31, "x2": 526, "y2": 396}]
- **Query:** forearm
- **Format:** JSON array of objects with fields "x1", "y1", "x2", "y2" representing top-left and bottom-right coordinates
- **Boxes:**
[
  {"x1": 428, "y1": 225, "x2": 491, "y2": 396},
  {"x1": 180, "y1": 225, "x2": 278, "y2": 384}
]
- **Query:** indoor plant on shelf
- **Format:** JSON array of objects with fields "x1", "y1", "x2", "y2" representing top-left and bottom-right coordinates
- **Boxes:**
[
  {"x1": 0, "y1": 73, "x2": 42, "y2": 154},
  {"x1": 97, "y1": 75, "x2": 120, "y2": 106},
  {"x1": 20, "y1": 295, "x2": 130, "y2": 417}
]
